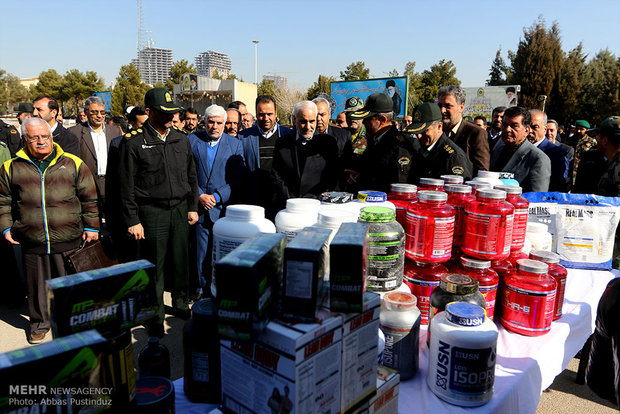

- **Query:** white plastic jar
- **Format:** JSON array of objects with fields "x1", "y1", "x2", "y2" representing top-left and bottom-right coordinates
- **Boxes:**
[
  {"x1": 212, "y1": 205, "x2": 276, "y2": 296},
  {"x1": 275, "y1": 198, "x2": 320, "y2": 241},
  {"x1": 380, "y1": 292, "x2": 421, "y2": 380},
  {"x1": 525, "y1": 222, "x2": 552, "y2": 251},
  {"x1": 348, "y1": 190, "x2": 396, "y2": 219},
  {"x1": 472, "y1": 171, "x2": 503, "y2": 188},
  {"x1": 315, "y1": 209, "x2": 358, "y2": 244},
  {"x1": 319, "y1": 191, "x2": 356, "y2": 217},
  {"x1": 427, "y1": 302, "x2": 498, "y2": 407}
]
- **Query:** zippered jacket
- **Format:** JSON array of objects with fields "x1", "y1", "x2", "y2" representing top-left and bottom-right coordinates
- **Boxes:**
[{"x1": 0, "y1": 143, "x2": 99, "y2": 254}]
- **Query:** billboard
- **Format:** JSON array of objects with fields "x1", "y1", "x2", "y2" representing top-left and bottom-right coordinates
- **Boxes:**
[
  {"x1": 462, "y1": 85, "x2": 520, "y2": 121},
  {"x1": 181, "y1": 73, "x2": 198, "y2": 91},
  {"x1": 330, "y1": 76, "x2": 408, "y2": 120},
  {"x1": 92, "y1": 91, "x2": 112, "y2": 112}
]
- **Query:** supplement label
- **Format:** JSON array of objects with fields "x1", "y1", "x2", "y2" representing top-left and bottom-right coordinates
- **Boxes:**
[
  {"x1": 512, "y1": 208, "x2": 528, "y2": 248},
  {"x1": 380, "y1": 320, "x2": 420, "y2": 379},
  {"x1": 406, "y1": 214, "x2": 454, "y2": 260},
  {"x1": 449, "y1": 345, "x2": 496, "y2": 395},
  {"x1": 479, "y1": 284, "x2": 498, "y2": 320},
  {"x1": 191, "y1": 352, "x2": 210, "y2": 382},
  {"x1": 285, "y1": 261, "x2": 313, "y2": 299},
  {"x1": 554, "y1": 278, "x2": 566, "y2": 318},
  {"x1": 403, "y1": 277, "x2": 439, "y2": 324},
  {"x1": 366, "y1": 235, "x2": 404, "y2": 290},
  {"x1": 464, "y1": 212, "x2": 513, "y2": 256},
  {"x1": 500, "y1": 286, "x2": 556, "y2": 333},
  {"x1": 453, "y1": 206, "x2": 467, "y2": 247}
]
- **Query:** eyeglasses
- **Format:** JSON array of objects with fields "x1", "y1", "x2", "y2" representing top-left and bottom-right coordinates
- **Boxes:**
[
  {"x1": 89, "y1": 110, "x2": 106, "y2": 116},
  {"x1": 25, "y1": 134, "x2": 51, "y2": 142}
]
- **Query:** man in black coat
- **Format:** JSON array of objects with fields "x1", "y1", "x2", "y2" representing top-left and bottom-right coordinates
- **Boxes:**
[
  {"x1": 404, "y1": 103, "x2": 473, "y2": 184},
  {"x1": 271, "y1": 101, "x2": 338, "y2": 207},
  {"x1": 33, "y1": 95, "x2": 80, "y2": 156}
]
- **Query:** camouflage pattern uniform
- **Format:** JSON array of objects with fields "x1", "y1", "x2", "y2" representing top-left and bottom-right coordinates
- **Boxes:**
[{"x1": 572, "y1": 134, "x2": 597, "y2": 185}]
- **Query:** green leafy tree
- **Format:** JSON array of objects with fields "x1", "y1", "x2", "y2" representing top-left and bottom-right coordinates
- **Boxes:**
[
  {"x1": 487, "y1": 47, "x2": 508, "y2": 86},
  {"x1": 404, "y1": 61, "x2": 423, "y2": 111},
  {"x1": 508, "y1": 17, "x2": 563, "y2": 109},
  {"x1": 387, "y1": 69, "x2": 399, "y2": 77},
  {"x1": 212, "y1": 69, "x2": 224, "y2": 80},
  {"x1": 226, "y1": 73, "x2": 238, "y2": 80},
  {"x1": 153, "y1": 81, "x2": 167, "y2": 89},
  {"x1": 166, "y1": 59, "x2": 196, "y2": 92},
  {"x1": 339, "y1": 61, "x2": 370, "y2": 81},
  {"x1": 0, "y1": 69, "x2": 30, "y2": 113},
  {"x1": 258, "y1": 78, "x2": 277, "y2": 97},
  {"x1": 111, "y1": 64, "x2": 150, "y2": 116},
  {"x1": 306, "y1": 75, "x2": 335, "y2": 100},
  {"x1": 418, "y1": 59, "x2": 460, "y2": 102},
  {"x1": 61, "y1": 69, "x2": 105, "y2": 115},
  {"x1": 548, "y1": 43, "x2": 586, "y2": 122},
  {"x1": 581, "y1": 49, "x2": 620, "y2": 124},
  {"x1": 32, "y1": 69, "x2": 64, "y2": 100}
]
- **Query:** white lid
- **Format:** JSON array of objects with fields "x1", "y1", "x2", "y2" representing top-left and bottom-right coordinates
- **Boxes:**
[
  {"x1": 440, "y1": 175, "x2": 464, "y2": 184},
  {"x1": 460, "y1": 256, "x2": 491, "y2": 269},
  {"x1": 527, "y1": 222, "x2": 548, "y2": 233},
  {"x1": 477, "y1": 189, "x2": 507, "y2": 200},
  {"x1": 495, "y1": 184, "x2": 523, "y2": 194},
  {"x1": 286, "y1": 198, "x2": 320, "y2": 213},
  {"x1": 516, "y1": 258, "x2": 548, "y2": 274},
  {"x1": 419, "y1": 177, "x2": 444, "y2": 187},
  {"x1": 390, "y1": 183, "x2": 417, "y2": 193},
  {"x1": 445, "y1": 184, "x2": 472, "y2": 194},
  {"x1": 225, "y1": 204, "x2": 265, "y2": 221},
  {"x1": 418, "y1": 190, "x2": 447, "y2": 202},
  {"x1": 476, "y1": 171, "x2": 500, "y2": 179},
  {"x1": 465, "y1": 181, "x2": 492, "y2": 190},
  {"x1": 318, "y1": 210, "x2": 357, "y2": 227}
]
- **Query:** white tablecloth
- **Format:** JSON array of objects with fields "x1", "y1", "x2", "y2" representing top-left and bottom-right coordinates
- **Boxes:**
[
  {"x1": 398, "y1": 268, "x2": 618, "y2": 414},
  {"x1": 172, "y1": 269, "x2": 618, "y2": 414}
]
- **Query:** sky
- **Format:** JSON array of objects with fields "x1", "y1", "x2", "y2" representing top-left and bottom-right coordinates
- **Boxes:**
[{"x1": 1, "y1": 0, "x2": 619, "y2": 92}]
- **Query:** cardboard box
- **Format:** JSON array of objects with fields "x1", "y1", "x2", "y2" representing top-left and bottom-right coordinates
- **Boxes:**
[
  {"x1": 46, "y1": 260, "x2": 157, "y2": 337},
  {"x1": 340, "y1": 292, "x2": 380, "y2": 413},
  {"x1": 350, "y1": 366, "x2": 400, "y2": 414},
  {"x1": 215, "y1": 233, "x2": 286, "y2": 341},
  {"x1": 220, "y1": 313, "x2": 343, "y2": 414},
  {"x1": 282, "y1": 227, "x2": 332, "y2": 322},
  {"x1": 0, "y1": 330, "x2": 110, "y2": 413},
  {"x1": 330, "y1": 222, "x2": 369, "y2": 313}
]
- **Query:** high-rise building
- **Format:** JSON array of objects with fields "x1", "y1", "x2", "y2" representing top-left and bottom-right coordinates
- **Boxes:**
[
  {"x1": 263, "y1": 74, "x2": 288, "y2": 90},
  {"x1": 195, "y1": 50, "x2": 232, "y2": 78},
  {"x1": 132, "y1": 47, "x2": 173, "y2": 85}
]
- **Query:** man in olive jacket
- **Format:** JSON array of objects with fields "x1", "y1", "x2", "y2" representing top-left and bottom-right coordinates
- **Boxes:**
[{"x1": 0, "y1": 117, "x2": 99, "y2": 344}]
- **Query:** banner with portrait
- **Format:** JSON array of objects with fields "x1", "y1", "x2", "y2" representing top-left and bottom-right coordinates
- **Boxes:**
[
  {"x1": 462, "y1": 85, "x2": 521, "y2": 122},
  {"x1": 330, "y1": 76, "x2": 408, "y2": 120}
]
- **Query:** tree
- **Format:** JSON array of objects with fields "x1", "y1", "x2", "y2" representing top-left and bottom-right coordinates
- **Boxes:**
[
  {"x1": 404, "y1": 61, "x2": 423, "y2": 111},
  {"x1": 548, "y1": 43, "x2": 586, "y2": 123},
  {"x1": 581, "y1": 49, "x2": 620, "y2": 124},
  {"x1": 418, "y1": 59, "x2": 460, "y2": 102},
  {"x1": 166, "y1": 59, "x2": 196, "y2": 92},
  {"x1": 226, "y1": 73, "x2": 238, "y2": 80},
  {"x1": 111, "y1": 64, "x2": 151, "y2": 116},
  {"x1": 340, "y1": 61, "x2": 370, "y2": 81},
  {"x1": 257, "y1": 78, "x2": 277, "y2": 97},
  {"x1": 61, "y1": 69, "x2": 105, "y2": 115},
  {"x1": 487, "y1": 47, "x2": 508, "y2": 86},
  {"x1": 306, "y1": 75, "x2": 335, "y2": 100},
  {"x1": 212, "y1": 69, "x2": 224, "y2": 80},
  {"x1": 0, "y1": 69, "x2": 30, "y2": 114},
  {"x1": 387, "y1": 69, "x2": 399, "y2": 77},
  {"x1": 32, "y1": 69, "x2": 64, "y2": 100},
  {"x1": 508, "y1": 17, "x2": 563, "y2": 109},
  {"x1": 274, "y1": 87, "x2": 304, "y2": 127}
]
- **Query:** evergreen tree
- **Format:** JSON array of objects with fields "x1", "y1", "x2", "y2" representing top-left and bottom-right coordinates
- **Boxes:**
[
  {"x1": 581, "y1": 49, "x2": 620, "y2": 124},
  {"x1": 0, "y1": 70, "x2": 30, "y2": 113},
  {"x1": 419, "y1": 59, "x2": 460, "y2": 102},
  {"x1": 548, "y1": 43, "x2": 586, "y2": 123},
  {"x1": 61, "y1": 69, "x2": 105, "y2": 115},
  {"x1": 339, "y1": 61, "x2": 370, "y2": 81},
  {"x1": 32, "y1": 69, "x2": 64, "y2": 100},
  {"x1": 257, "y1": 78, "x2": 277, "y2": 97},
  {"x1": 166, "y1": 59, "x2": 196, "y2": 92},
  {"x1": 487, "y1": 47, "x2": 508, "y2": 86},
  {"x1": 111, "y1": 64, "x2": 150, "y2": 116},
  {"x1": 404, "y1": 61, "x2": 423, "y2": 110},
  {"x1": 306, "y1": 75, "x2": 335, "y2": 100}
]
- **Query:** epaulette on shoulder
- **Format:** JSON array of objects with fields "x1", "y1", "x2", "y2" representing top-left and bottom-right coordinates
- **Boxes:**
[
  {"x1": 443, "y1": 144, "x2": 455, "y2": 154},
  {"x1": 125, "y1": 128, "x2": 143, "y2": 139}
]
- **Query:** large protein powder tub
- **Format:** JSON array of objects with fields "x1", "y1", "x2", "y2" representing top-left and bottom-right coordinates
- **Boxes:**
[
  {"x1": 359, "y1": 206, "x2": 405, "y2": 292},
  {"x1": 212, "y1": 205, "x2": 275, "y2": 296},
  {"x1": 404, "y1": 260, "x2": 448, "y2": 325},
  {"x1": 380, "y1": 292, "x2": 421, "y2": 380},
  {"x1": 348, "y1": 191, "x2": 396, "y2": 219},
  {"x1": 529, "y1": 250, "x2": 567, "y2": 321},
  {"x1": 275, "y1": 198, "x2": 320, "y2": 241},
  {"x1": 451, "y1": 256, "x2": 499, "y2": 320},
  {"x1": 387, "y1": 183, "x2": 418, "y2": 230},
  {"x1": 495, "y1": 185, "x2": 529, "y2": 251},
  {"x1": 445, "y1": 184, "x2": 475, "y2": 248},
  {"x1": 427, "y1": 302, "x2": 498, "y2": 407}
]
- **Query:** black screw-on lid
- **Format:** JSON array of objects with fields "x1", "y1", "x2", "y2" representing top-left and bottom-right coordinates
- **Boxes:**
[
  {"x1": 192, "y1": 298, "x2": 217, "y2": 326},
  {"x1": 440, "y1": 273, "x2": 479, "y2": 295}
]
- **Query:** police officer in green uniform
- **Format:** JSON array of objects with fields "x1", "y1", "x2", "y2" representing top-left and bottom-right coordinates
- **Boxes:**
[
  {"x1": 0, "y1": 119, "x2": 20, "y2": 157},
  {"x1": 404, "y1": 102, "x2": 473, "y2": 184},
  {"x1": 119, "y1": 88, "x2": 199, "y2": 336},
  {"x1": 348, "y1": 93, "x2": 416, "y2": 193}
]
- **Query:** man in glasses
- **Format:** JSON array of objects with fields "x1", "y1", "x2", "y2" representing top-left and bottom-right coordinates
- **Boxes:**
[
  {"x1": 0, "y1": 117, "x2": 99, "y2": 344},
  {"x1": 69, "y1": 96, "x2": 121, "y2": 217}
]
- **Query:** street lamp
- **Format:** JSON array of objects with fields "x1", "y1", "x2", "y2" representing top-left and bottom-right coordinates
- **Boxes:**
[{"x1": 252, "y1": 40, "x2": 259, "y2": 85}]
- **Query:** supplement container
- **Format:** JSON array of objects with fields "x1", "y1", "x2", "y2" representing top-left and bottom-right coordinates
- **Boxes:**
[
  {"x1": 138, "y1": 337, "x2": 171, "y2": 379},
  {"x1": 404, "y1": 260, "x2": 448, "y2": 325},
  {"x1": 500, "y1": 259, "x2": 557, "y2": 336},
  {"x1": 388, "y1": 183, "x2": 418, "y2": 229},
  {"x1": 495, "y1": 185, "x2": 529, "y2": 251},
  {"x1": 183, "y1": 298, "x2": 221, "y2": 403},
  {"x1": 378, "y1": 282, "x2": 413, "y2": 300},
  {"x1": 498, "y1": 172, "x2": 520, "y2": 186},
  {"x1": 465, "y1": 180, "x2": 492, "y2": 194},
  {"x1": 452, "y1": 256, "x2": 499, "y2": 319},
  {"x1": 405, "y1": 191, "x2": 455, "y2": 263},
  {"x1": 348, "y1": 191, "x2": 396, "y2": 219},
  {"x1": 507, "y1": 250, "x2": 529, "y2": 267},
  {"x1": 359, "y1": 207, "x2": 405, "y2": 292},
  {"x1": 429, "y1": 274, "x2": 486, "y2": 327},
  {"x1": 530, "y1": 250, "x2": 567, "y2": 320},
  {"x1": 445, "y1": 184, "x2": 475, "y2": 248},
  {"x1": 275, "y1": 198, "x2": 320, "y2": 241},
  {"x1": 380, "y1": 292, "x2": 421, "y2": 380},
  {"x1": 462, "y1": 189, "x2": 514, "y2": 260},
  {"x1": 316, "y1": 210, "x2": 358, "y2": 245},
  {"x1": 472, "y1": 170, "x2": 503, "y2": 188},
  {"x1": 440, "y1": 175, "x2": 465, "y2": 185},
  {"x1": 418, "y1": 177, "x2": 445, "y2": 191},
  {"x1": 212, "y1": 204, "x2": 276, "y2": 296},
  {"x1": 491, "y1": 259, "x2": 514, "y2": 279},
  {"x1": 525, "y1": 222, "x2": 552, "y2": 251},
  {"x1": 319, "y1": 191, "x2": 355, "y2": 217},
  {"x1": 427, "y1": 302, "x2": 498, "y2": 407},
  {"x1": 135, "y1": 377, "x2": 175, "y2": 414}
]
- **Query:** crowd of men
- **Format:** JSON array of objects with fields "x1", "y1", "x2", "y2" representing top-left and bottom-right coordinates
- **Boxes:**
[{"x1": 0, "y1": 85, "x2": 618, "y2": 348}]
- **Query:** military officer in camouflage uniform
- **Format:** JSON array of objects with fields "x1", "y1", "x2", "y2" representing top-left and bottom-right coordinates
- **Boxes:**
[
  {"x1": 343, "y1": 97, "x2": 367, "y2": 158},
  {"x1": 572, "y1": 119, "x2": 597, "y2": 186},
  {"x1": 404, "y1": 103, "x2": 473, "y2": 184}
]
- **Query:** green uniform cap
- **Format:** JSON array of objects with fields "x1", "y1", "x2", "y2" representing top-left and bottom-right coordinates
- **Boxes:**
[
  {"x1": 403, "y1": 102, "x2": 442, "y2": 134},
  {"x1": 349, "y1": 93, "x2": 393, "y2": 119},
  {"x1": 144, "y1": 87, "x2": 182, "y2": 113}
]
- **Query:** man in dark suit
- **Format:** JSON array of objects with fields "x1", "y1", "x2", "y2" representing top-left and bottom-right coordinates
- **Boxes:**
[
  {"x1": 69, "y1": 96, "x2": 122, "y2": 213},
  {"x1": 438, "y1": 85, "x2": 490, "y2": 172},
  {"x1": 189, "y1": 105, "x2": 246, "y2": 295},
  {"x1": 547, "y1": 119, "x2": 575, "y2": 186},
  {"x1": 271, "y1": 101, "x2": 338, "y2": 206},
  {"x1": 488, "y1": 106, "x2": 506, "y2": 152},
  {"x1": 528, "y1": 110, "x2": 569, "y2": 191},
  {"x1": 312, "y1": 96, "x2": 352, "y2": 189},
  {"x1": 33, "y1": 95, "x2": 80, "y2": 156},
  {"x1": 238, "y1": 95, "x2": 292, "y2": 219},
  {"x1": 490, "y1": 106, "x2": 551, "y2": 192}
]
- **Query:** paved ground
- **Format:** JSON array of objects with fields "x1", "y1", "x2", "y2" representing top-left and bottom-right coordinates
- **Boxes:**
[{"x1": 0, "y1": 295, "x2": 616, "y2": 413}]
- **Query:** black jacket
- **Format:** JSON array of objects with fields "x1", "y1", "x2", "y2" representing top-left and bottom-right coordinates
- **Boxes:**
[
  {"x1": 408, "y1": 133, "x2": 473, "y2": 185},
  {"x1": 53, "y1": 123, "x2": 81, "y2": 157},
  {"x1": 118, "y1": 124, "x2": 198, "y2": 227},
  {"x1": 0, "y1": 121, "x2": 20, "y2": 157}
]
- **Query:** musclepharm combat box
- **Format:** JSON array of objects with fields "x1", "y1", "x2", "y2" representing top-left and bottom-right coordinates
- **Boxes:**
[
  {"x1": 220, "y1": 313, "x2": 342, "y2": 414},
  {"x1": 350, "y1": 366, "x2": 400, "y2": 414},
  {"x1": 340, "y1": 292, "x2": 380, "y2": 413},
  {"x1": 215, "y1": 233, "x2": 286, "y2": 341},
  {"x1": 0, "y1": 330, "x2": 110, "y2": 413},
  {"x1": 46, "y1": 260, "x2": 157, "y2": 337}
]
